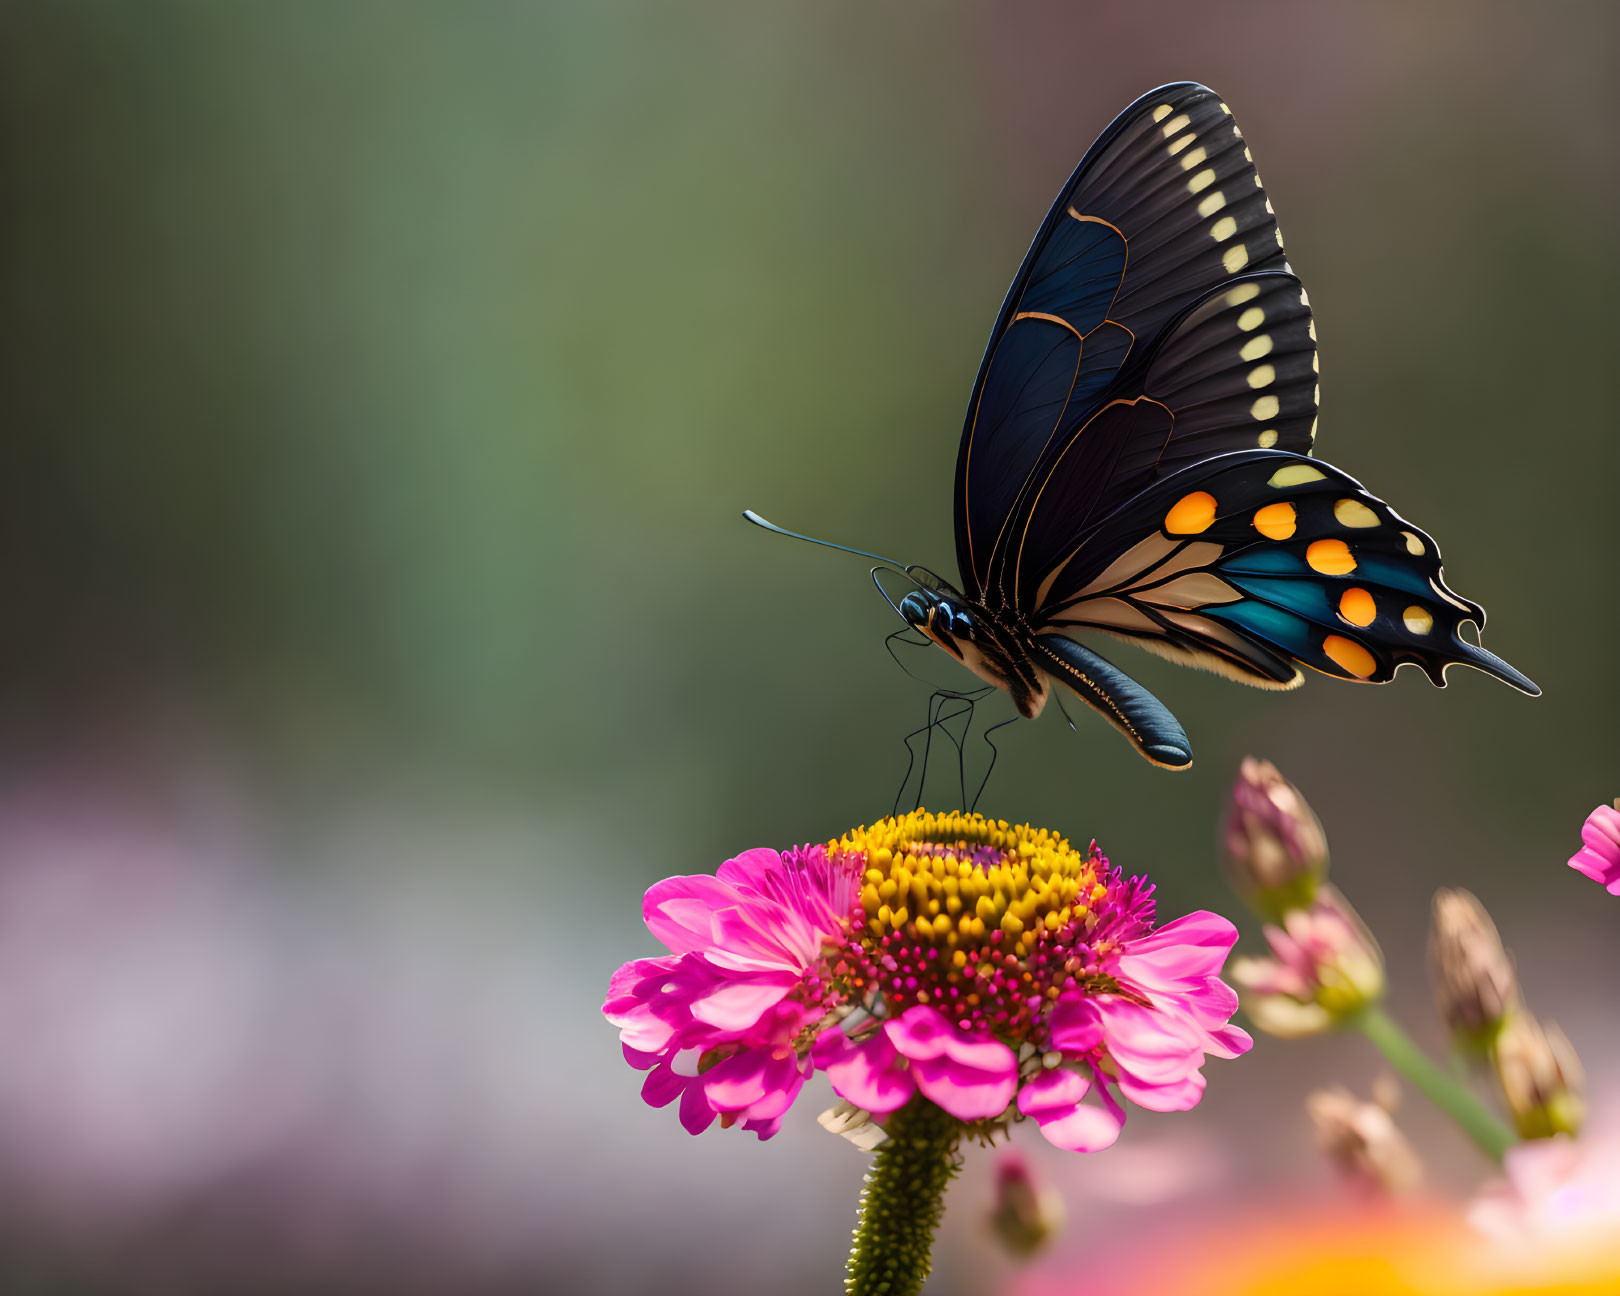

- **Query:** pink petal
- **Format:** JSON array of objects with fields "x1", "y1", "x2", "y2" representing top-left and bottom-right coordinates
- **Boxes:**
[
  {"x1": 622, "y1": 1043, "x2": 660, "y2": 1071},
  {"x1": 742, "y1": 1113, "x2": 785, "y2": 1140},
  {"x1": 1204, "y1": 1020, "x2": 1254, "y2": 1059},
  {"x1": 643, "y1": 876, "x2": 739, "y2": 953},
  {"x1": 689, "y1": 973, "x2": 798, "y2": 1031},
  {"x1": 715, "y1": 847, "x2": 787, "y2": 890},
  {"x1": 1046, "y1": 994, "x2": 1104, "y2": 1056},
  {"x1": 1017, "y1": 1066, "x2": 1091, "y2": 1117},
  {"x1": 703, "y1": 1048, "x2": 807, "y2": 1121},
  {"x1": 637, "y1": 1050, "x2": 720, "y2": 1134},
  {"x1": 679, "y1": 1082, "x2": 718, "y2": 1135},
  {"x1": 910, "y1": 1054, "x2": 1017, "y2": 1121},
  {"x1": 708, "y1": 906, "x2": 819, "y2": 971},
  {"x1": 1115, "y1": 1067, "x2": 1207, "y2": 1113},
  {"x1": 644, "y1": 870, "x2": 823, "y2": 974},
  {"x1": 1018, "y1": 1069, "x2": 1123, "y2": 1153},
  {"x1": 1583, "y1": 806, "x2": 1620, "y2": 852},
  {"x1": 886, "y1": 1007, "x2": 1017, "y2": 1121},
  {"x1": 1097, "y1": 998, "x2": 1204, "y2": 1085},
  {"x1": 1118, "y1": 911, "x2": 1238, "y2": 981},
  {"x1": 1570, "y1": 843, "x2": 1620, "y2": 890},
  {"x1": 812, "y1": 1030, "x2": 916, "y2": 1114},
  {"x1": 1035, "y1": 1103, "x2": 1123, "y2": 1152},
  {"x1": 882, "y1": 1004, "x2": 958, "y2": 1059}
]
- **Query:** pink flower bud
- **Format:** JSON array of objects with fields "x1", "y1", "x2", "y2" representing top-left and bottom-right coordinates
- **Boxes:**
[
  {"x1": 1231, "y1": 886, "x2": 1384, "y2": 1037},
  {"x1": 987, "y1": 1149, "x2": 1064, "y2": 1258},
  {"x1": 1221, "y1": 758, "x2": 1329, "y2": 921}
]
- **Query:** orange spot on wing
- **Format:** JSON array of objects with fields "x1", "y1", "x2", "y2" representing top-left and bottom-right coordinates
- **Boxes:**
[
  {"x1": 1165, "y1": 491, "x2": 1217, "y2": 535},
  {"x1": 1253, "y1": 501, "x2": 1296, "y2": 540},
  {"x1": 1323, "y1": 634, "x2": 1377, "y2": 678},
  {"x1": 1307, "y1": 538, "x2": 1356, "y2": 575},
  {"x1": 1338, "y1": 587, "x2": 1377, "y2": 627}
]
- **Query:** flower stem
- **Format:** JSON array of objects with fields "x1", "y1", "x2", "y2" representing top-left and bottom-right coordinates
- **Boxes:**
[
  {"x1": 1350, "y1": 1004, "x2": 1516, "y2": 1164},
  {"x1": 845, "y1": 1097, "x2": 962, "y2": 1296}
]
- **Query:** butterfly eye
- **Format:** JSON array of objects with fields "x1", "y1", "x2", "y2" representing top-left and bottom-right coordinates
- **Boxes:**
[{"x1": 899, "y1": 591, "x2": 935, "y2": 630}]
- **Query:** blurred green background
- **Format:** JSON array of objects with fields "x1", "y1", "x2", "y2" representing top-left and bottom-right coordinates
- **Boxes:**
[{"x1": 0, "y1": 3, "x2": 1615, "y2": 1293}]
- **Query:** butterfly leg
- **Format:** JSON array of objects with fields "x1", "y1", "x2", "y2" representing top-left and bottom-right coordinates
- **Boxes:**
[
  {"x1": 893, "y1": 687, "x2": 992, "y2": 815},
  {"x1": 916, "y1": 693, "x2": 979, "y2": 813},
  {"x1": 894, "y1": 690, "x2": 949, "y2": 816},
  {"x1": 939, "y1": 691, "x2": 980, "y2": 812},
  {"x1": 970, "y1": 715, "x2": 1020, "y2": 813},
  {"x1": 883, "y1": 628, "x2": 937, "y2": 684}
]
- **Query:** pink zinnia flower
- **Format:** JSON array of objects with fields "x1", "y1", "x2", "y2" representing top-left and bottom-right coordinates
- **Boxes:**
[
  {"x1": 604, "y1": 810, "x2": 1251, "y2": 1148},
  {"x1": 1567, "y1": 801, "x2": 1620, "y2": 895}
]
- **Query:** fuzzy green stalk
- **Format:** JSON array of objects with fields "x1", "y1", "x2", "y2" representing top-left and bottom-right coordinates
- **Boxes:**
[
  {"x1": 845, "y1": 1097, "x2": 962, "y2": 1296},
  {"x1": 1351, "y1": 1003, "x2": 1516, "y2": 1164}
]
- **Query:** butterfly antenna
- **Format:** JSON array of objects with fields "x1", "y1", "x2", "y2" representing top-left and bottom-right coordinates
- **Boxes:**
[{"x1": 742, "y1": 510, "x2": 904, "y2": 568}]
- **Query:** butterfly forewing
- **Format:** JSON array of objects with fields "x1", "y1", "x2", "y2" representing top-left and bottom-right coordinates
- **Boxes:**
[
  {"x1": 954, "y1": 83, "x2": 1293, "y2": 604},
  {"x1": 1139, "y1": 272, "x2": 1319, "y2": 470},
  {"x1": 1009, "y1": 269, "x2": 1323, "y2": 606}
]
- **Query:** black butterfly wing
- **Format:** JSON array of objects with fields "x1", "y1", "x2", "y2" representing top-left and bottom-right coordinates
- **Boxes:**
[
  {"x1": 1013, "y1": 269, "x2": 1320, "y2": 608},
  {"x1": 954, "y1": 82, "x2": 1292, "y2": 602},
  {"x1": 1033, "y1": 449, "x2": 1539, "y2": 697}
]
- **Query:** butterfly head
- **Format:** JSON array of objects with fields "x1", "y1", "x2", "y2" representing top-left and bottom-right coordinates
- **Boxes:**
[{"x1": 900, "y1": 588, "x2": 978, "y2": 661}]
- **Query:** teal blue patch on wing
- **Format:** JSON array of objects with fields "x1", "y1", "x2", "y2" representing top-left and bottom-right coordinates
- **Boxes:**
[
  {"x1": 1354, "y1": 554, "x2": 1445, "y2": 603},
  {"x1": 1205, "y1": 600, "x2": 1318, "y2": 654},
  {"x1": 1223, "y1": 575, "x2": 1337, "y2": 622},
  {"x1": 1219, "y1": 548, "x2": 1304, "y2": 576}
]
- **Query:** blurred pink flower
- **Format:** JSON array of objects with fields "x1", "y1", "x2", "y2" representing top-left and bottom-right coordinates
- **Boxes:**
[
  {"x1": 1469, "y1": 1134, "x2": 1620, "y2": 1271},
  {"x1": 1567, "y1": 801, "x2": 1620, "y2": 895},
  {"x1": 988, "y1": 1148, "x2": 1064, "y2": 1257},
  {"x1": 604, "y1": 811, "x2": 1251, "y2": 1149},
  {"x1": 1230, "y1": 886, "x2": 1384, "y2": 1037}
]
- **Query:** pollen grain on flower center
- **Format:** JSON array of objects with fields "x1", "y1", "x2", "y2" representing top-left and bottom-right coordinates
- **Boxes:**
[{"x1": 829, "y1": 810, "x2": 1125, "y2": 1040}]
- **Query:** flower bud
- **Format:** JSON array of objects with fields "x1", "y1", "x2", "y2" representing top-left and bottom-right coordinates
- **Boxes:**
[
  {"x1": 1221, "y1": 757, "x2": 1329, "y2": 921},
  {"x1": 987, "y1": 1149, "x2": 1064, "y2": 1258},
  {"x1": 1428, "y1": 888, "x2": 1520, "y2": 1053},
  {"x1": 1231, "y1": 885, "x2": 1384, "y2": 1037},
  {"x1": 1492, "y1": 1012, "x2": 1586, "y2": 1140},
  {"x1": 1307, "y1": 1084, "x2": 1423, "y2": 1196}
]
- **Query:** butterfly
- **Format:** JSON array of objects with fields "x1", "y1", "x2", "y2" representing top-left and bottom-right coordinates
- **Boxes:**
[{"x1": 746, "y1": 81, "x2": 1537, "y2": 770}]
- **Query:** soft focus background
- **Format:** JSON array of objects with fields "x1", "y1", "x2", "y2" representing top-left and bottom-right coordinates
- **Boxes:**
[{"x1": 2, "y1": 3, "x2": 1616, "y2": 1292}]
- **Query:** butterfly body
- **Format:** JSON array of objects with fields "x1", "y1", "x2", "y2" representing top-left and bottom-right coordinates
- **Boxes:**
[
  {"x1": 900, "y1": 587, "x2": 1051, "y2": 718},
  {"x1": 747, "y1": 82, "x2": 1537, "y2": 770}
]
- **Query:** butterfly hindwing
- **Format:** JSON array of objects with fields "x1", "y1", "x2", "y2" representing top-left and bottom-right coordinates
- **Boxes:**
[
  {"x1": 1034, "y1": 451, "x2": 1537, "y2": 695},
  {"x1": 955, "y1": 82, "x2": 1292, "y2": 601}
]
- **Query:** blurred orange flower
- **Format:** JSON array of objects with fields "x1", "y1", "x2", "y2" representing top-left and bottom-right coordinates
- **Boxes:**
[{"x1": 1014, "y1": 1202, "x2": 1620, "y2": 1296}]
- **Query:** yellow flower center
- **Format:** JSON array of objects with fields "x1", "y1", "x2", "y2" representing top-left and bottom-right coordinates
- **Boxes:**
[{"x1": 827, "y1": 810, "x2": 1115, "y2": 1039}]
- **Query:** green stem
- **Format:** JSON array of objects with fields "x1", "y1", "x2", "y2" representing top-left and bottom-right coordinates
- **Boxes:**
[
  {"x1": 1351, "y1": 1003, "x2": 1516, "y2": 1164},
  {"x1": 845, "y1": 1097, "x2": 962, "y2": 1296}
]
